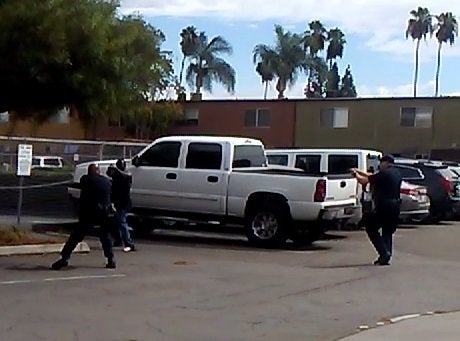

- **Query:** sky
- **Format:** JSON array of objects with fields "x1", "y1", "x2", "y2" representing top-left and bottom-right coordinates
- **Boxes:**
[{"x1": 119, "y1": 0, "x2": 460, "y2": 100}]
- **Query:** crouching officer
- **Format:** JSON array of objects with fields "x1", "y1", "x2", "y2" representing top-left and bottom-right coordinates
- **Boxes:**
[
  {"x1": 352, "y1": 155, "x2": 402, "y2": 265},
  {"x1": 52, "y1": 164, "x2": 116, "y2": 270}
]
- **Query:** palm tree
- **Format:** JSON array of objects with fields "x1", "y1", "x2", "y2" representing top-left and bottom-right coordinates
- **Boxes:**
[
  {"x1": 434, "y1": 12, "x2": 458, "y2": 97},
  {"x1": 255, "y1": 59, "x2": 274, "y2": 99},
  {"x1": 304, "y1": 20, "x2": 327, "y2": 56},
  {"x1": 178, "y1": 26, "x2": 199, "y2": 89},
  {"x1": 253, "y1": 25, "x2": 307, "y2": 99},
  {"x1": 185, "y1": 32, "x2": 236, "y2": 97},
  {"x1": 326, "y1": 28, "x2": 346, "y2": 68},
  {"x1": 406, "y1": 7, "x2": 433, "y2": 98},
  {"x1": 304, "y1": 21, "x2": 328, "y2": 97}
]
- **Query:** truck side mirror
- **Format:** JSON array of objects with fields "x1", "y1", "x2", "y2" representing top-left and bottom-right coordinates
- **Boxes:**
[{"x1": 132, "y1": 156, "x2": 140, "y2": 167}]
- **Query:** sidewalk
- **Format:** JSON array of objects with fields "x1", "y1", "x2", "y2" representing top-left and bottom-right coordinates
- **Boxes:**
[
  {"x1": 340, "y1": 311, "x2": 460, "y2": 341},
  {"x1": 0, "y1": 215, "x2": 77, "y2": 228}
]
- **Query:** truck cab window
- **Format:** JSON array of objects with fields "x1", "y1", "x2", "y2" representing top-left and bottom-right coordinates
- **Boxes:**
[
  {"x1": 186, "y1": 143, "x2": 222, "y2": 170},
  {"x1": 138, "y1": 142, "x2": 181, "y2": 167},
  {"x1": 233, "y1": 145, "x2": 267, "y2": 168}
]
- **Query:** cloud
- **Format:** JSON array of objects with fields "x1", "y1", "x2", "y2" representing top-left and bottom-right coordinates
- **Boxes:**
[
  {"x1": 120, "y1": 0, "x2": 460, "y2": 61},
  {"x1": 199, "y1": 79, "x2": 460, "y2": 99},
  {"x1": 357, "y1": 80, "x2": 437, "y2": 97}
]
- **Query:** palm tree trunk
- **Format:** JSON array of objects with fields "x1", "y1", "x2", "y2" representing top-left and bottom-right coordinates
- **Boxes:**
[
  {"x1": 435, "y1": 42, "x2": 442, "y2": 97},
  {"x1": 413, "y1": 39, "x2": 421, "y2": 98},
  {"x1": 179, "y1": 56, "x2": 186, "y2": 87},
  {"x1": 263, "y1": 81, "x2": 269, "y2": 100},
  {"x1": 276, "y1": 78, "x2": 285, "y2": 99}
]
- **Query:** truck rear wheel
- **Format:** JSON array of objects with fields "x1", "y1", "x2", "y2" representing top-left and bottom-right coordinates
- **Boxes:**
[{"x1": 245, "y1": 202, "x2": 290, "y2": 248}]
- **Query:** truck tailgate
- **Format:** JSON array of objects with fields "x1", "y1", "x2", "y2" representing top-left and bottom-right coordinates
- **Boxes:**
[{"x1": 325, "y1": 175, "x2": 358, "y2": 203}]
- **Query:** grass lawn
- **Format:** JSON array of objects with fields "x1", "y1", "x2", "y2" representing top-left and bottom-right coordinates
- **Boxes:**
[{"x1": 0, "y1": 226, "x2": 65, "y2": 246}]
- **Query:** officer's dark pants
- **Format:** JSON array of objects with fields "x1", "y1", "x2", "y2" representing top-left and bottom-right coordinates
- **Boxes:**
[
  {"x1": 365, "y1": 201, "x2": 400, "y2": 260},
  {"x1": 61, "y1": 217, "x2": 114, "y2": 261}
]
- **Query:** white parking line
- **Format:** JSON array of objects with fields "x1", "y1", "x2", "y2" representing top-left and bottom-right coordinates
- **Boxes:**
[{"x1": 0, "y1": 274, "x2": 125, "y2": 285}]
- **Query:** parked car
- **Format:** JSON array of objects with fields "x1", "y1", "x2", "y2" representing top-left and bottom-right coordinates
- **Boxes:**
[
  {"x1": 68, "y1": 136, "x2": 358, "y2": 247},
  {"x1": 266, "y1": 148, "x2": 382, "y2": 225},
  {"x1": 31, "y1": 156, "x2": 64, "y2": 170},
  {"x1": 399, "y1": 181, "x2": 430, "y2": 222},
  {"x1": 394, "y1": 161, "x2": 455, "y2": 222}
]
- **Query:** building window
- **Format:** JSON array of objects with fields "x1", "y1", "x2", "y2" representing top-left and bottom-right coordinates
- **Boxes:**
[
  {"x1": 400, "y1": 107, "x2": 432, "y2": 128},
  {"x1": 0, "y1": 111, "x2": 9, "y2": 123},
  {"x1": 320, "y1": 107, "x2": 349, "y2": 128},
  {"x1": 109, "y1": 115, "x2": 125, "y2": 127},
  {"x1": 184, "y1": 108, "x2": 199, "y2": 125},
  {"x1": 49, "y1": 107, "x2": 70, "y2": 124},
  {"x1": 244, "y1": 109, "x2": 271, "y2": 128}
]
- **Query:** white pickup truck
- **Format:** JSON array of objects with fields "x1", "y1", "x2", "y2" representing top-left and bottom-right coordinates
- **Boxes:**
[{"x1": 68, "y1": 136, "x2": 358, "y2": 247}]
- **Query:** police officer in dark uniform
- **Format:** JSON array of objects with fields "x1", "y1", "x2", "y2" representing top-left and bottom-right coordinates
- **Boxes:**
[
  {"x1": 352, "y1": 155, "x2": 402, "y2": 265},
  {"x1": 51, "y1": 164, "x2": 116, "y2": 270}
]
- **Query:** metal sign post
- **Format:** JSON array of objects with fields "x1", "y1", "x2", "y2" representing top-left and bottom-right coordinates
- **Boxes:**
[{"x1": 16, "y1": 144, "x2": 33, "y2": 226}]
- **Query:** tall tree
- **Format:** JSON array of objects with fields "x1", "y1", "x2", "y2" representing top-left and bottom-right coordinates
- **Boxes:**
[
  {"x1": 0, "y1": 0, "x2": 174, "y2": 127},
  {"x1": 253, "y1": 25, "x2": 307, "y2": 99},
  {"x1": 406, "y1": 7, "x2": 433, "y2": 98},
  {"x1": 326, "y1": 28, "x2": 346, "y2": 68},
  {"x1": 304, "y1": 21, "x2": 328, "y2": 98},
  {"x1": 326, "y1": 62, "x2": 340, "y2": 97},
  {"x1": 255, "y1": 59, "x2": 275, "y2": 100},
  {"x1": 434, "y1": 12, "x2": 458, "y2": 97},
  {"x1": 185, "y1": 32, "x2": 236, "y2": 97},
  {"x1": 339, "y1": 65, "x2": 357, "y2": 98},
  {"x1": 178, "y1": 26, "x2": 199, "y2": 95}
]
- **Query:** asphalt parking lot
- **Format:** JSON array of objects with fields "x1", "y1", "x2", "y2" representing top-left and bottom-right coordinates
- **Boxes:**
[{"x1": 1, "y1": 222, "x2": 460, "y2": 341}]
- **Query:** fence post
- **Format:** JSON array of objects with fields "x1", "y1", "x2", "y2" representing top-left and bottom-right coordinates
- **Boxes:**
[{"x1": 98, "y1": 144, "x2": 104, "y2": 160}]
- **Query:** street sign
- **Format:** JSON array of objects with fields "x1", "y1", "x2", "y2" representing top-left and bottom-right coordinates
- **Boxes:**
[{"x1": 17, "y1": 144, "x2": 33, "y2": 176}]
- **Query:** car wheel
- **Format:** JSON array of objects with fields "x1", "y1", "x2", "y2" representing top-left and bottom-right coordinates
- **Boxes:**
[{"x1": 245, "y1": 202, "x2": 290, "y2": 248}]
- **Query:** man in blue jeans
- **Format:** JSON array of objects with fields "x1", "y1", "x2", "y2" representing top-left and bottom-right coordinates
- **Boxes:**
[
  {"x1": 352, "y1": 155, "x2": 402, "y2": 265},
  {"x1": 107, "y1": 159, "x2": 136, "y2": 252}
]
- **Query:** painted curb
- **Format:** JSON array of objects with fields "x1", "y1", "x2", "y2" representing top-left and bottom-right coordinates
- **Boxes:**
[{"x1": 0, "y1": 242, "x2": 90, "y2": 256}]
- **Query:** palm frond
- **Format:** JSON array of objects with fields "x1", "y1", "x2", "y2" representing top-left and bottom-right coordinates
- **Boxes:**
[
  {"x1": 206, "y1": 36, "x2": 233, "y2": 55},
  {"x1": 208, "y1": 57, "x2": 236, "y2": 93}
]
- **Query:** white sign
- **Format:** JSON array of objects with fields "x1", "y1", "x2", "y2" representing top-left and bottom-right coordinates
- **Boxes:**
[{"x1": 17, "y1": 144, "x2": 33, "y2": 176}]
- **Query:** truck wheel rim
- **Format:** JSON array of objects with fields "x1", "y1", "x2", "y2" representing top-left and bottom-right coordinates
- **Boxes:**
[{"x1": 251, "y1": 212, "x2": 278, "y2": 240}]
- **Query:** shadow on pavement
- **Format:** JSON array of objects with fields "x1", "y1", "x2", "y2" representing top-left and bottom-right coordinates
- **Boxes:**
[
  {"x1": 307, "y1": 262, "x2": 376, "y2": 269},
  {"x1": 6, "y1": 265, "x2": 56, "y2": 271},
  {"x1": 32, "y1": 222, "x2": 335, "y2": 252}
]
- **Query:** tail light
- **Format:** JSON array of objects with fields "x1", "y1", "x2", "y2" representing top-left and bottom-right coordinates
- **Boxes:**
[
  {"x1": 418, "y1": 188, "x2": 427, "y2": 195},
  {"x1": 441, "y1": 177, "x2": 452, "y2": 195},
  {"x1": 400, "y1": 188, "x2": 419, "y2": 196},
  {"x1": 314, "y1": 179, "x2": 326, "y2": 202}
]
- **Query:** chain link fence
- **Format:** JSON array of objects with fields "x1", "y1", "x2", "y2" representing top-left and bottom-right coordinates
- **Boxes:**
[{"x1": 0, "y1": 136, "x2": 148, "y2": 218}]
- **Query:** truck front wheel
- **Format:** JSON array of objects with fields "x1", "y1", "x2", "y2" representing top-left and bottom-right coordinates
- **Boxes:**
[{"x1": 245, "y1": 203, "x2": 290, "y2": 248}]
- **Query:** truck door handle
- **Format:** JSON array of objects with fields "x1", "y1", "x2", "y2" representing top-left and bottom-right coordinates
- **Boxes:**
[
  {"x1": 166, "y1": 173, "x2": 177, "y2": 180},
  {"x1": 207, "y1": 176, "x2": 219, "y2": 183}
]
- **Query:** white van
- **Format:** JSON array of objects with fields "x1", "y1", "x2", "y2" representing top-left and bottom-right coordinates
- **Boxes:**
[
  {"x1": 266, "y1": 149, "x2": 382, "y2": 175},
  {"x1": 266, "y1": 148, "x2": 383, "y2": 225},
  {"x1": 31, "y1": 156, "x2": 65, "y2": 170}
]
